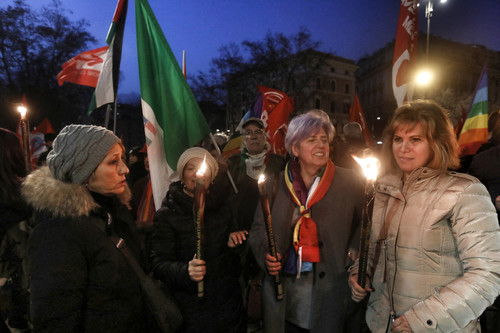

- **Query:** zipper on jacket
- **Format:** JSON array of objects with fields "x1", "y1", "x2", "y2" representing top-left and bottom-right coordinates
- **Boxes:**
[
  {"x1": 106, "y1": 213, "x2": 112, "y2": 236},
  {"x1": 381, "y1": 239, "x2": 387, "y2": 283}
]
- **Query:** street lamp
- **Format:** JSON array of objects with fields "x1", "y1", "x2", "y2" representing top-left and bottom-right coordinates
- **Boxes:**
[
  {"x1": 417, "y1": 0, "x2": 448, "y2": 94},
  {"x1": 424, "y1": 0, "x2": 448, "y2": 63},
  {"x1": 416, "y1": 70, "x2": 433, "y2": 85}
]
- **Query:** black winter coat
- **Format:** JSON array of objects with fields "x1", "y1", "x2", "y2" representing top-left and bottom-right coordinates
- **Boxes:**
[
  {"x1": 0, "y1": 191, "x2": 31, "y2": 330},
  {"x1": 22, "y1": 167, "x2": 146, "y2": 333},
  {"x1": 151, "y1": 181, "x2": 245, "y2": 333}
]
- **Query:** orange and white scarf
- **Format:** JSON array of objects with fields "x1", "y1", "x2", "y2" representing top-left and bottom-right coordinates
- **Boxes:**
[{"x1": 285, "y1": 159, "x2": 335, "y2": 274}]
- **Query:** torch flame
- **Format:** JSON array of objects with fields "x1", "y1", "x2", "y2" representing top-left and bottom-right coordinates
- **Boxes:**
[
  {"x1": 353, "y1": 155, "x2": 380, "y2": 181},
  {"x1": 17, "y1": 105, "x2": 27, "y2": 119},
  {"x1": 258, "y1": 174, "x2": 266, "y2": 185},
  {"x1": 196, "y1": 155, "x2": 207, "y2": 177}
]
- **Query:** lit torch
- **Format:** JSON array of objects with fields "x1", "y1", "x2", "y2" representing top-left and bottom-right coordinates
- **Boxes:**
[
  {"x1": 352, "y1": 154, "x2": 380, "y2": 288},
  {"x1": 17, "y1": 104, "x2": 31, "y2": 172},
  {"x1": 194, "y1": 155, "x2": 207, "y2": 298},
  {"x1": 258, "y1": 174, "x2": 284, "y2": 301}
]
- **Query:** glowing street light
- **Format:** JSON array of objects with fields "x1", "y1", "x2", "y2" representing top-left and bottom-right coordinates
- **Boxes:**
[{"x1": 416, "y1": 70, "x2": 433, "y2": 86}]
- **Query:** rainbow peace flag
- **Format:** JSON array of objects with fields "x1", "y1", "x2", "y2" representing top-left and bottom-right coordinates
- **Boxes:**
[{"x1": 458, "y1": 64, "x2": 489, "y2": 157}]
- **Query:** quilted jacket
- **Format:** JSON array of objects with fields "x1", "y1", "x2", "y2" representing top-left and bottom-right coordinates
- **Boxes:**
[{"x1": 366, "y1": 167, "x2": 500, "y2": 333}]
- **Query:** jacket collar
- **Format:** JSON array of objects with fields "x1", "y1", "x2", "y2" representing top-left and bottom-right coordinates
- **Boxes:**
[
  {"x1": 377, "y1": 167, "x2": 441, "y2": 197},
  {"x1": 22, "y1": 166, "x2": 130, "y2": 219}
]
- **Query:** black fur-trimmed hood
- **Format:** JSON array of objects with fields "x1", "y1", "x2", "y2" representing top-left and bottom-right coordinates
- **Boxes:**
[{"x1": 21, "y1": 166, "x2": 131, "y2": 219}]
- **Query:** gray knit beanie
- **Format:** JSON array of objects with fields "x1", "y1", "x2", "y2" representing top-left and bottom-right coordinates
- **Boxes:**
[
  {"x1": 177, "y1": 147, "x2": 219, "y2": 182},
  {"x1": 47, "y1": 124, "x2": 120, "y2": 184}
]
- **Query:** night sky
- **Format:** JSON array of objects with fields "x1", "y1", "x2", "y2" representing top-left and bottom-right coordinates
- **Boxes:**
[{"x1": 7, "y1": 0, "x2": 500, "y2": 95}]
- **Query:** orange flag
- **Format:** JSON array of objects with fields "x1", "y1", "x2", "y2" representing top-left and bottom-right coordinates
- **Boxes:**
[{"x1": 348, "y1": 94, "x2": 374, "y2": 147}]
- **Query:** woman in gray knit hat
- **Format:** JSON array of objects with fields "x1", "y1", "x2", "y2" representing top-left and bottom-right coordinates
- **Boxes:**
[{"x1": 22, "y1": 124, "x2": 150, "y2": 332}]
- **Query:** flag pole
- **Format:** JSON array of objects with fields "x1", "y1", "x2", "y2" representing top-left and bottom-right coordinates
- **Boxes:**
[
  {"x1": 209, "y1": 133, "x2": 238, "y2": 194},
  {"x1": 113, "y1": 100, "x2": 118, "y2": 133},
  {"x1": 104, "y1": 104, "x2": 112, "y2": 129},
  {"x1": 182, "y1": 50, "x2": 186, "y2": 78}
]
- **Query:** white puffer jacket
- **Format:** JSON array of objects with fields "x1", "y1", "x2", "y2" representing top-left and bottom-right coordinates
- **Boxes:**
[{"x1": 366, "y1": 167, "x2": 500, "y2": 333}]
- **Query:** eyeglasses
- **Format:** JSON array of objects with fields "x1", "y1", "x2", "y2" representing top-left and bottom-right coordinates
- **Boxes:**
[{"x1": 244, "y1": 129, "x2": 265, "y2": 138}]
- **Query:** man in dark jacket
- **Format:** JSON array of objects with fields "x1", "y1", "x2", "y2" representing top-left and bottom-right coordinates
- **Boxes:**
[{"x1": 226, "y1": 118, "x2": 286, "y2": 327}]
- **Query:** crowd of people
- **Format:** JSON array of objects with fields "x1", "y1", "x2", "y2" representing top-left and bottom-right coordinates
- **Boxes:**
[{"x1": 0, "y1": 99, "x2": 499, "y2": 333}]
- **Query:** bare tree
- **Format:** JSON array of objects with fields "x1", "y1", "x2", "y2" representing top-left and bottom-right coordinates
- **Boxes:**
[
  {"x1": 190, "y1": 28, "x2": 323, "y2": 129},
  {"x1": 0, "y1": 0, "x2": 96, "y2": 130}
]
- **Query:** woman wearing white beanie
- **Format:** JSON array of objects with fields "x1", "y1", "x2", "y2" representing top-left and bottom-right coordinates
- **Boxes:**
[
  {"x1": 22, "y1": 124, "x2": 149, "y2": 332},
  {"x1": 151, "y1": 147, "x2": 246, "y2": 333}
]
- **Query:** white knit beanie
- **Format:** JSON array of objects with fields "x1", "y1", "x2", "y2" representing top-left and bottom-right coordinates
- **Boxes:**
[
  {"x1": 177, "y1": 147, "x2": 219, "y2": 182},
  {"x1": 47, "y1": 124, "x2": 120, "y2": 184}
]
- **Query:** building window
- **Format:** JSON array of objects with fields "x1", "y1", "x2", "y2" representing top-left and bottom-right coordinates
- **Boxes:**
[
  {"x1": 343, "y1": 103, "x2": 350, "y2": 114},
  {"x1": 330, "y1": 81, "x2": 336, "y2": 92},
  {"x1": 330, "y1": 101, "x2": 335, "y2": 113},
  {"x1": 316, "y1": 78, "x2": 321, "y2": 89},
  {"x1": 331, "y1": 67, "x2": 335, "y2": 72},
  {"x1": 315, "y1": 98, "x2": 321, "y2": 109},
  {"x1": 345, "y1": 83, "x2": 350, "y2": 94}
]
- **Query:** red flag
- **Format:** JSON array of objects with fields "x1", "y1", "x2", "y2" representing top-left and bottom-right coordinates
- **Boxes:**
[
  {"x1": 348, "y1": 94, "x2": 374, "y2": 147},
  {"x1": 392, "y1": 0, "x2": 418, "y2": 107},
  {"x1": 57, "y1": 46, "x2": 109, "y2": 87},
  {"x1": 257, "y1": 86, "x2": 295, "y2": 155},
  {"x1": 454, "y1": 104, "x2": 467, "y2": 137},
  {"x1": 33, "y1": 118, "x2": 55, "y2": 135}
]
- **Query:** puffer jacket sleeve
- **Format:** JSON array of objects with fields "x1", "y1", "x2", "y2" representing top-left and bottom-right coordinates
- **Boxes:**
[
  {"x1": 404, "y1": 181, "x2": 500, "y2": 332},
  {"x1": 150, "y1": 204, "x2": 192, "y2": 291}
]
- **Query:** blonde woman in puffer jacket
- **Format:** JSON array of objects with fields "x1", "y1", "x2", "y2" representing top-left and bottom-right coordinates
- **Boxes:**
[{"x1": 349, "y1": 100, "x2": 500, "y2": 333}]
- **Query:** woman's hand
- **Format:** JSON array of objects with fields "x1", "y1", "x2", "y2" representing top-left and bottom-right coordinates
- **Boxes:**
[
  {"x1": 265, "y1": 252, "x2": 282, "y2": 276},
  {"x1": 228, "y1": 230, "x2": 248, "y2": 248},
  {"x1": 188, "y1": 254, "x2": 206, "y2": 282},
  {"x1": 391, "y1": 315, "x2": 413, "y2": 333},
  {"x1": 348, "y1": 273, "x2": 372, "y2": 302}
]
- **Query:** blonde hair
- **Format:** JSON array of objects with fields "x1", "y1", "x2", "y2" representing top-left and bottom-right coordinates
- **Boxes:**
[{"x1": 380, "y1": 100, "x2": 460, "y2": 175}]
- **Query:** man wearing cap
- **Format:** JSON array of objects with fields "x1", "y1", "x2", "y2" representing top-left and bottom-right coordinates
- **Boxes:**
[{"x1": 226, "y1": 118, "x2": 286, "y2": 326}]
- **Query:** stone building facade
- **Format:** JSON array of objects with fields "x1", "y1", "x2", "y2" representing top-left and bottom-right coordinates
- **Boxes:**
[{"x1": 292, "y1": 51, "x2": 358, "y2": 131}]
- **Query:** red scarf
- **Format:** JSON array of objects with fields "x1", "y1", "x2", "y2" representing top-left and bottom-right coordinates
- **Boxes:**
[{"x1": 285, "y1": 159, "x2": 335, "y2": 263}]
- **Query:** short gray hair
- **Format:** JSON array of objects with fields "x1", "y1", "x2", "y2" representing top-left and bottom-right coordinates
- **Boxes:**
[{"x1": 285, "y1": 109, "x2": 335, "y2": 155}]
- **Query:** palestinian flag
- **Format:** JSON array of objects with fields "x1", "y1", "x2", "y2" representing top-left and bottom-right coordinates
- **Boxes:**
[{"x1": 89, "y1": 0, "x2": 128, "y2": 114}]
